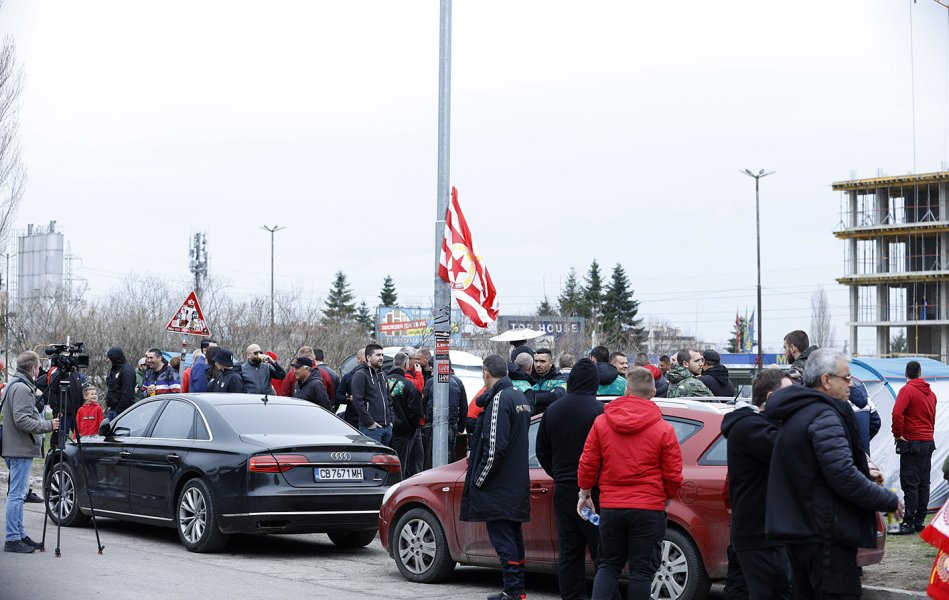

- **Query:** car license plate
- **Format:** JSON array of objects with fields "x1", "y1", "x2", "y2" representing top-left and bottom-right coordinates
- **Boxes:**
[{"x1": 315, "y1": 467, "x2": 363, "y2": 481}]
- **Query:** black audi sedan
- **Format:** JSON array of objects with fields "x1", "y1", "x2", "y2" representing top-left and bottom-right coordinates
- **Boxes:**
[{"x1": 43, "y1": 393, "x2": 401, "y2": 553}]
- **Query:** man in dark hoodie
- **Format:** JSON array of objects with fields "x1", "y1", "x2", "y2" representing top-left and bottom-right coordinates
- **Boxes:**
[
  {"x1": 783, "y1": 330, "x2": 818, "y2": 383},
  {"x1": 765, "y1": 348, "x2": 902, "y2": 598},
  {"x1": 698, "y1": 350, "x2": 735, "y2": 397},
  {"x1": 721, "y1": 368, "x2": 793, "y2": 599},
  {"x1": 387, "y1": 352, "x2": 423, "y2": 476},
  {"x1": 590, "y1": 346, "x2": 625, "y2": 395},
  {"x1": 105, "y1": 347, "x2": 136, "y2": 420},
  {"x1": 352, "y1": 344, "x2": 393, "y2": 446},
  {"x1": 460, "y1": 354, "x2": 532, "y2": 600},
  {"x1": 892, "y1": 360, "x2": 937, "y2": 535},
  {"x1": 536, "y1": 358, "x2": 605, "y2": 600},
  {"x1": 209, "y1": 349, "x2": 244, "y2": 393}
]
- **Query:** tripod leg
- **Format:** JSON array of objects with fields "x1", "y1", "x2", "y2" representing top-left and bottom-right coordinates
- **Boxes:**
[
  {"x1": 73, "y1": 433, "x2": 104, "y2": 554},
  {"x1": 39, "y1": 458, "x2": 49, "y2": 552}
]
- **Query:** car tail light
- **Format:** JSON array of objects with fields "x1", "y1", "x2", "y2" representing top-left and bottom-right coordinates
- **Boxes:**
[
  {"x1": 249, "y1": 454, "x2": 309, "y2": 473},
  {"x1": 371, "y1": 453, "x2": 401, "y2": 473}
]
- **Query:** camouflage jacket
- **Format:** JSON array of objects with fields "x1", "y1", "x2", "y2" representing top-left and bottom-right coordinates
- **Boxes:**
[
  {"x1": 786, "y1": 345, "x2": 819, "y2": 383},
  {"x1": 666, "y1": 365, "x2": 713, "y2": 398}
]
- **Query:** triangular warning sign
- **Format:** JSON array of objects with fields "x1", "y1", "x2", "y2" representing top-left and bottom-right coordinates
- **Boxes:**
[{"x1": 165, "y1": 291, "x2": 212, "y2": 337}]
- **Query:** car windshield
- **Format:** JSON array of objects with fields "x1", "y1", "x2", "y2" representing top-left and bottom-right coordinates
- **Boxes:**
[{"x1": 216, "y1": 403, "x2": 358, "y2": 436}]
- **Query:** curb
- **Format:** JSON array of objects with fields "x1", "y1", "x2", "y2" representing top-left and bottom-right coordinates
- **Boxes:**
[{"x1": 864, "y1": 585, "x2": 928, "y2": 599}]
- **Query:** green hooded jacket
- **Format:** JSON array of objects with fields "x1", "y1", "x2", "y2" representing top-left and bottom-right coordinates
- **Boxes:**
[{"x1": 666, "y1": 364, "x2": 713, "y2": 398}]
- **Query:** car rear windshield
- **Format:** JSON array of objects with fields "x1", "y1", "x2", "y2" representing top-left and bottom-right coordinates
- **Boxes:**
[{"x1": 216, "y1": 404, "x2": 358, "y2": 436}]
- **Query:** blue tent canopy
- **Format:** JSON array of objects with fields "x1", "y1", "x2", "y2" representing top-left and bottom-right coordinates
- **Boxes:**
[{"x1": 853, "y1": 356, "x2": 949, "y2": 382}]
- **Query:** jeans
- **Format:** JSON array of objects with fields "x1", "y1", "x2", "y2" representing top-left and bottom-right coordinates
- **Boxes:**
[
  {"x1": 900, "y1": 440, "x2": 936, "y2": 528},
  {"x1": 592, "y1": 508, "x2": 666, "y2": 600},
  {"x1": 359, "y1": 424, "x2": 393, "y2": 447},
  {"x1": 5, "y1": 457, "x2": 32, "y2": 542}
]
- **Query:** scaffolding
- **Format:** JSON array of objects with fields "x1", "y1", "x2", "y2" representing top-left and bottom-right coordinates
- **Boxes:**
[{"x1": 834, "y1": 171, "x2": 949, "y2": 358}]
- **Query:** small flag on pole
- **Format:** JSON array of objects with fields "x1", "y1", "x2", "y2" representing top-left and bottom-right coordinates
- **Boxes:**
[{"x1": 438, "y1": 187, "x2": 499, "y2": 328}]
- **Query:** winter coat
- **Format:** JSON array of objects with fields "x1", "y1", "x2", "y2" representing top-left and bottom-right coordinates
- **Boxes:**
[
  {"x1": 460, "y1": 377, "x2": 532, "y2": 522},
  {"x1": 698, "y1": 364, "x2": 735, "y2": 397},
  {"x1": 536, "y1": 359, "x2": 603, "y2": 485},
  {"x1": 508, "y1": 363, "x2": 535, "y2": 394},
  {"x1": 1, "y1": 372, "x2": 54, "y2": 457},
  {"x1": 210, "y1": 367, "x2": 244, "y2": 393},
  {"x1": 666, "y1": 365, "x2": 713, "y2": 398},
  {"x1": 189, "y1": 355, "x2": 209, "y2": 393},
  {"x1": 240, "y1": 359, "x2": 286, "y2": 394},
  {"x1": 106, "y1": 347, "x2": 136, "y2": 413},
  {"x1": 76, "y1": 402, "x2": 104, "y2": 437},
  {"x1": 404, "y1": 367, "x2": 425, "y2": 393},
  {"x1": 720, "y1": 403, "x2": 778, "y2": 550},
  {"x1": 578, "y1": 394, "x2": 683, "y2": 510},
  {"x1": 318, "y1": 365, "x2": 341, "y2": 400},
  {"x1": 530, "y1": 367, "x2": 567, "y2": 414},
  {"x1": 294, "y1": 371, "x2": 332, "y2": 411},
  {"x1": 849, "y1": 382, "x2": 880, "y2": 455},
  {"x1": 654, "y1": 375, "x2": 669, "y2": 398},
  {"x1": 786, "y1": 345, "x2": 819, "y2": 382},
  {"x1": 892, "y1": 377, "x2": 937, "y2": 441},
  {"x1": 388, "y1": 367, "x2": 423, "y2": 436},
  {"x1": 764, "y1": 385, "x2": 899, "y2": 548},
  {"x1": 351, "y1": 363, "x2": 393, "y2": 428},
  {"x1": 142, "y1": 362, "x2": 182, "y2": 395},
  {"x1": 336, "y1": 369, "x2": 359, "y2": 426},
  {"x1": 595, "y1": 363, "x2": 626, "y2": 396},
  {"x1": 422, "y1": 374, "x2": 468, "y2": 433}
]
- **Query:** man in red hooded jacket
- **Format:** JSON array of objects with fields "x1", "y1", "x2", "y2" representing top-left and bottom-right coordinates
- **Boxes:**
[
  {"x1": 892, "y1": 360, "x2": 938, "y2": 535},
  {"x1": 578, "y1": 367, "x2": 683, "y2": 599}
]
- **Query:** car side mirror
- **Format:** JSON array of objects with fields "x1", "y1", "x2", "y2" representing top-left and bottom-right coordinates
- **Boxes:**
[{"x1": 98, "y1": 419, "x2": 111, "y2": 437}]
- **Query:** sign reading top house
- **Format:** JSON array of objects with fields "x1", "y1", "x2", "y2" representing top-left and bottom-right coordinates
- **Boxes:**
[{"x1": 496, "y1": 315, "x2": 585, "y2": 339}]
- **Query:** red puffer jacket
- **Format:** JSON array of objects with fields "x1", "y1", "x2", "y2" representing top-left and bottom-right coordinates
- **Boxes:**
[{"x1": 578, "y1": 396, "x2": 683, "y2": 510}]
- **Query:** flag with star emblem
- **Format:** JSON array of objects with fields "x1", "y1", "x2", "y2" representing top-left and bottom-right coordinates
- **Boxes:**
[{"x1": 437, "y1": 187, "x2": 499, "y2": 328}]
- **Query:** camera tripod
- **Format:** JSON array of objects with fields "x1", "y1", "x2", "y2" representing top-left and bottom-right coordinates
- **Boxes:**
[{"x1": 39, "y1": 368, "x2": 105, "y2": 556}]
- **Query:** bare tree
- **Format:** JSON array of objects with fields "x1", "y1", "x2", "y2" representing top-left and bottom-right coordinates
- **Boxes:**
[
  {"x1": 810, "y1": 287, "x2": 836, "y2": 348},
  {"x1": 0, "y1": 27, "x2": 24, "y2": 252}
]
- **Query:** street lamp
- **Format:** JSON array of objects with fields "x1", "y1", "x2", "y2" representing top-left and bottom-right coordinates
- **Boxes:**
[
  {"x1": 741, "y1": 168, "x2": 775, "y2": 372},
  {"x1": 260, "y1": 225, "x2": 285, "y2": 347}
]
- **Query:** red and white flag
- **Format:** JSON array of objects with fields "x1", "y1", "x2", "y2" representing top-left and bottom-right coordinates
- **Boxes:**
[{"x1": 438, "y1": 187, "x2": 499, "y2": 328}]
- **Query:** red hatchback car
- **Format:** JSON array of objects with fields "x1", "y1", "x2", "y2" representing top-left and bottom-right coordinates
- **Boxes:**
[{"x1": 379, "y1": 398, "x2": 885, "y2": 600}]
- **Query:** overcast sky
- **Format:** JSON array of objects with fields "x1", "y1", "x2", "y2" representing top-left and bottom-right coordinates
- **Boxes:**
[{"x1": 2, "y1": 1, "x2": 948, "y2": 353}]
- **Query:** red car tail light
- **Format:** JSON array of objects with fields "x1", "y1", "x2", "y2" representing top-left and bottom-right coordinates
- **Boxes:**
[
  {"x1": 249, "y1": 454, "x2": 309, "y2": 473},
  {"x1": 371, "y1": 453, "x2": 401, "y2": 473}
]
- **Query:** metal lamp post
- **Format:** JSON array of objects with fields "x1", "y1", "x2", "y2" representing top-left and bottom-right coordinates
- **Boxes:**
[
  {"x1": 261, "y1": 225, "x2": 285, "y2": 347},
  {"x1": 741, "y1": 169, "x2": 775, "y2": 372}
]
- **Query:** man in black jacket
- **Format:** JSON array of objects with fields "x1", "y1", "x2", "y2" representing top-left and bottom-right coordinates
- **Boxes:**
[
  {"x1": 210, "y1": 349, "x2": 244, "y2": 393},
  {"x1": 529, "y1": 348, "x2": 566, "y2": 415},
  {"x1": 535, "y1": 358, "x2": 604, "y2": 600},
  {"x1": 421, "y1": 362, "x2": 468, "y2": 468},
  {"x1": 388, "y1": 352, "x2": 423, "y2": 476},
  {"x1": 721, "y1": 368, "x2": 793, "y2": 599},
  {"x1": 765, "y1": 348, "x2": 903, "y2": 598},
  {"x1": 351, "y1": 344, "x2": 393, "y2": 445},
  {"x1": 698, "y1": 349, "x2": 735, "y2": 397},
  {"x1": 291, "y1": 357, "x2": 331, "y2": 411},
  {"x1": 105, "y1": 346, "x2": 136, "y2": 420},
  {"x1": 461, "y1": 354, "x2": 532, "y2": 600}
]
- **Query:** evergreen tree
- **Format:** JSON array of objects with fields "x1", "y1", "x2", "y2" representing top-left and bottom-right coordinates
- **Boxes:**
[
  {"x1": 379, "y1": 275, "x2": 398, "y2": 307},
  {"x1": 582, "y1": 260, "x2": 605, "y2": 325},
  {"x1": 891, "y1": 329, "x2": 907, "y2": 354},
  {"x1": 726, "y1": 316, "x2": 742, "y2": 353},
  {"x1": 558, "y1": 268, "x2": 586, "y2": 317},
  {"x1": 600, "y1": 263, "x2": 644, "y2": 349},
  {"x1": 536, "y1": 297, "x2": 556, "y2": 316},
  {"x1": 355, "y1": 301, "x2": 375, "y2": 336},
  {"x1": 324, "y1": 271, "x2": 356, "y2": 320}
]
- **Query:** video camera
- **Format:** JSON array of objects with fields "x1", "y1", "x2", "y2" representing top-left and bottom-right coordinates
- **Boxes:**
[{"x1": 45, "y1": 341, "x2": 90, "y2": 371}]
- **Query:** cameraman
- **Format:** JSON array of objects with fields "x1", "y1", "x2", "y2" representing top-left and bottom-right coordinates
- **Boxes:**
[{"x1": 2, "y1": 351, "x2": 60, "y2": 553}]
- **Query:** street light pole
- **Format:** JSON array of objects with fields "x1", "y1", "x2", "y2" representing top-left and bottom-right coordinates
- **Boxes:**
[
  {"x1": 260, "y1": 225, "x2": 285, "y2": 348},
  {"x1": 741, "y1": 169, "x2": 775, "y2": 373}
]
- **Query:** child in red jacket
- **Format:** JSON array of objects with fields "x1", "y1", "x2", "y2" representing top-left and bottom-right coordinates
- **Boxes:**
[{"x1": 76, "y1": 384, "x2": 104, "y2": 438}]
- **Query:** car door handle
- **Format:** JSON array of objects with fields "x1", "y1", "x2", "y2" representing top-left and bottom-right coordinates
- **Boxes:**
[
  {"x1": 119, "y1": 451, "x2": 131, "y2": 459},
  {"x1": 530, "y1": 486, "x2": 549, "y2": 494},
  {"x1": 166, "y1": 454, "x2": 180, "y2": 463}
]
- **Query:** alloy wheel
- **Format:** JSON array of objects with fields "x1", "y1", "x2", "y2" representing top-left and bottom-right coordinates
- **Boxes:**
[
  {"x1": 178, "y1": 486, "x2": 208, "y2": 544},
  {"x1": 48, "y1": 468, "x2": 75, "y2": 521},
  {"x1": 398, "y1": 517, "x2": 437, "y2": 575},
  {"x1": 651, "y1": 539, "x2": 690, "y2": 599}
]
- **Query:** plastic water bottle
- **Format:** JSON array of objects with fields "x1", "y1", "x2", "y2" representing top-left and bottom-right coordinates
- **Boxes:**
[{"x1": 580, "y1": 507, "x2": 600, "y2": 526}]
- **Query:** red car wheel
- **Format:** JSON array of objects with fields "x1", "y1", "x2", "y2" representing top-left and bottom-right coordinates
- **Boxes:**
[{"x1": 392, "y1": 508, "x2": 456, "y2": 583}]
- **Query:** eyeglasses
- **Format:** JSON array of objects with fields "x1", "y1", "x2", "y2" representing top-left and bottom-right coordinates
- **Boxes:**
[{"x1": 828, "y1": 373, "x2": 853, "y2": 383}]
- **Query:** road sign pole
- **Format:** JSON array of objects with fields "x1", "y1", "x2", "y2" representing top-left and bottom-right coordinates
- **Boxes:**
[{"x1": 432, "y1": 0, "x2": 453, "y2": 469}]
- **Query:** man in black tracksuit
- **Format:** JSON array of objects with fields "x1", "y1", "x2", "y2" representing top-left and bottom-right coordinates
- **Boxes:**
[
  {"x1": 535, "y1": 358, "x2": 605, "y2": 600},
  {"x1": 765, "y1": 348, "x2": 903, "y2": 599},
  {"x1": 105, "y1": 347, "x2": 136, "y2": 420},
  {"x1": 721, "y1": 368, "x2": 793, "y2": 599},
  {"x1": 461, "y1": 354, "x2": 532, "y2": 600},
  {"x1": 388, "y1": 353, "x2": 423, "y2": 476},
  {"x1": 421, "y1": 364, "x2": 468, "y2": 468},
  {"x1": 291, "y1": 357, "x2": 331, "y2": 411}
]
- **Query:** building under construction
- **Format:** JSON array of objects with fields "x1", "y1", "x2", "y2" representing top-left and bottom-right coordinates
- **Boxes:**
[{"x1": 835, "y1": 170, "x2": 949, "y2": 359}]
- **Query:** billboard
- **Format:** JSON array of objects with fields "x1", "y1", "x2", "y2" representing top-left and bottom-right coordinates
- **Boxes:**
[
  {"x1": 496, "y1": 315, "x2": 585, "y2": 339},
  {"x1": 376, "y1": 306, "x2": 463, "y2": 347}
]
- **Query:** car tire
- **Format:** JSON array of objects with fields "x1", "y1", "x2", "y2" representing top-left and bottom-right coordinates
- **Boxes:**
[
  {"x1": 327, "y1": 529, "x2": 377, "y2": 548},
  {"x1": 175, "y1": 478, "x2": 229, "y2": 553},
  {"x1": 652, "y1": 528, "x2": 711, "y2": 600},
  {"x1": 44, "y1": 462, "x2": 90, "y2": 527},
  {"x1": 392, "y1": 507, "x2": 456, "y2": 583}
]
